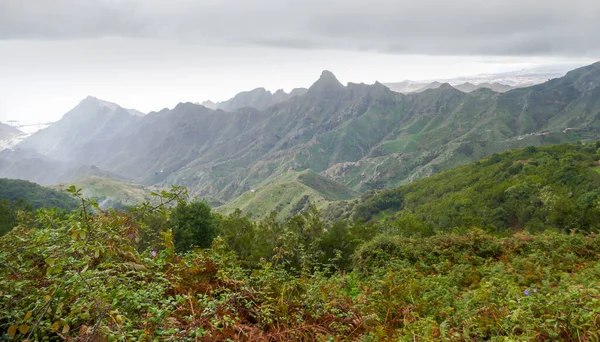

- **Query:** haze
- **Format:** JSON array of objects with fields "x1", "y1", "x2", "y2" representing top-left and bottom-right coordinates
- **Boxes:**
[{"x1": 0, "y1": 0, "x2": 598, "y2": 124}]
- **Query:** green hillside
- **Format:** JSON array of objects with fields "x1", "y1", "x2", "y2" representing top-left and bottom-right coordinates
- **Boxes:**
[
  {"x1": 0, "y1": 178, "x2": 77, "y2": 236},
  {"x1": 217, "y1": 170, "x2": 359, "y2": 220},
  {"x1": 332, "y1": 142, "x2": 600, "y2": 234},
  {"x1": 165, "y1": 63, "x2": 600, "y2": 210},
  {"x1": 0, "y1": 178, "x2": 77, "y2": 211},
  {"x1": 53, "y1": 176, "x2": 162, "y2": 208}
]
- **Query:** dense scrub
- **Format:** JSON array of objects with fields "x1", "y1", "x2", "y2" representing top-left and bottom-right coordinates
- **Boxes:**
[
  {"x1": 2, "y1": 188, "x2": 600, "y2": 340},
  {"x1": 3, "y1": 142, "x2": 600, "y2": 340},
  {"x1": 348, "y1": 142, "x2": 600, "y2": 233}
]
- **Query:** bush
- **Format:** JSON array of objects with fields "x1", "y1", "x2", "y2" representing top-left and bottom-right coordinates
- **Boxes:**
[{"x1": 170, "y1": 200, "x2": 221, "y2": 253}]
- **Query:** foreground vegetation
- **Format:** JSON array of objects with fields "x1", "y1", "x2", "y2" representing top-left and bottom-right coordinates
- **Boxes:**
[{"x1": 3, "y1": 142, "x2": 600, "y2": 340}]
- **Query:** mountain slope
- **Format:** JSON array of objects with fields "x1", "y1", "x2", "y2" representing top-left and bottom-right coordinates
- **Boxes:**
[
  {"x1": 10, "y1": 62, "x2": 600, "y2": 212},
  {"x1": 217, "y1": 169, "x2": 359, "y2": 220},
  {"x1": 454, "y1": 82, "x2": 514, "y2": 93},
  {"x1": 203, "y1": 87, "x2": 308, "y2": 112},
  {"x1": 385, "y1": 81, "x2": 514, "y2": 94},
  {"x1": 18, "y1": 96, "x2": 144, "y2": 162},
  {"x1": 53, "y1": 176, "x2": 161, "y2": 208},
  {"x1": 0, "y1": 148, "x2": 126, "y2": 185},
  {"x1": 0, "y1": 178, "x2": 77, "y2": 211},
  {"x1": 336, "y1": 142, "x2": 600, "y2": 233},
  {"x1": 0, "y1": 122, "x2": 22, "y2": 141}
]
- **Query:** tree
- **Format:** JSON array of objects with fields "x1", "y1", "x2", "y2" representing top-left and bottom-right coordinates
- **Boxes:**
[
  {"x1": 221, "y1": 209, "x2": 258, "y2": 265},
  {"x1": 170, "y1": 200, "x2": 221, "y2": 253},
  {"x1": 0, "y1": 200, "x2": 17, "y2": 236}
]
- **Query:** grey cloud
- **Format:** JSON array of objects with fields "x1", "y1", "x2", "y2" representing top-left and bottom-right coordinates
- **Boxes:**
[{"x1": 1, "y1": 0, "x2": 599, "y2": 56}]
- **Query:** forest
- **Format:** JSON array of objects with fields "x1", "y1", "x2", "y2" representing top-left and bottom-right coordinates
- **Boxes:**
[{"x1": 2, "y1": 142, "x2": 600, "y2": 341}]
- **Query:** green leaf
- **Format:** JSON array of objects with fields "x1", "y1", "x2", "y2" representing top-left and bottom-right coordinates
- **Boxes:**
[{"x1": 45, "y1": 257, "x2": 56, "y2": 266}]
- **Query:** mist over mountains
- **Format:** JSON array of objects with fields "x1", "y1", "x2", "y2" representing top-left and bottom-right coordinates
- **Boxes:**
[
  {"x1": 384, "y1": 64, "x2": 578, "y2": 94},
  {"x1": 2, "y1": 61, "x2": 600, "y2": 218},
  {"x1": 385, "y1": 81, "x2": 516, "y2": 94},
  {"x1": 0, "y1": 122, "x2": 21, "y2": 141},
  {"x1": 201, "y1": 87, "x2": 308, "y2": 112}
]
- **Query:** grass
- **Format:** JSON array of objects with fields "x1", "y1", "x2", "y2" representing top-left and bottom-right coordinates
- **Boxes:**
[
  {"x1": 217, "y1": 170, "x2": 358, "y2": 220},
  {"x1": 52, "y1": 176, "x2": 162, "y2": 207}
]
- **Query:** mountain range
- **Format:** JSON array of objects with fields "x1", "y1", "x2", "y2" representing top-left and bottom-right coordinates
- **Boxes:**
[
  {"x1": 201, "y1": 87, "x2": 308, "y2": 112},
  {"x1": 384, "y1": 63, "x2": 582, "y2": 95},
  {"x1": 384, "y1": 81, "x2": 515, "y2": 94},
  {"x1": 2, "y1": 62, "x2": 600, "y2": 219}
]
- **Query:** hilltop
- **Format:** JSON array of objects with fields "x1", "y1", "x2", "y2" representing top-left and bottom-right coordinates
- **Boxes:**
[
  {"x1": 52, "y1": 176, "x2": 162, "y2": 209},
  {"x1": 217, "y1": 170, "x2": 359, "y2": 220}
]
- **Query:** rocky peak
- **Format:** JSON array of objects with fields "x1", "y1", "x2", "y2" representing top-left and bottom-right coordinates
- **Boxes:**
[{"x1": 307, "y1": 70, "x2": 345, "y2": 96}]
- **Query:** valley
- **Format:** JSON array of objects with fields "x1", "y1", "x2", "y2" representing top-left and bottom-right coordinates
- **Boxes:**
[
  {"x1": 2, "y1": 61, "x2": 600, "y2": 341},
  {"x1": 1, "y1": 62, "x2": 600, "y2": 217},
  {"x1": 3, "y1": 1, "x2": 600, "y2": 339}
]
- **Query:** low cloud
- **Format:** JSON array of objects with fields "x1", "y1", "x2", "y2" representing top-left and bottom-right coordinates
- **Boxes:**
[{"x1": 1, "y1": 0, "x2": 599, "y2": 56}]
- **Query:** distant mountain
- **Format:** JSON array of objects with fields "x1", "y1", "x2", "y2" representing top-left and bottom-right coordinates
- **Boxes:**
[
  {"x1": 0, "y1": 148, "x2": 72, "y2": 185},
  {"x1": 454, "y1": 63, "x2": 583, "y2": 87},
  {"x1": 380, "y1": 81, "x2": 430, "y2": 94},
  {"x1": 454, "y1": 82, "x2": 514, "y2": 93},
  {"x1": 202, "y1": 87, "x2": 308, "y2": 111},
  {"x1": 0, "y1": 122, "x2": 22, "y2": 141},
  {"x1": 386, "y1": 81, "x2": 515, "y2": 94},
  {"x1": 0, "y1": 148, "x2": 124, "y2": 185},
  {"x1": 414, "y1": 81, "x2": 444, "y2": 92},
  {"x1": 0, "y1": 96, "x2": 139, "y2": 184},
  {"x1": 200, "y1": 100, "x2": 217, "y2": 109},
  {"x1": 18, "y1": 96, "x2": 144, "y2": 162},
  {"x1": 6, "y1": 61, "x2": 600, "y2": 219},
  {"x1": 384, "y1": 63, "x2": 586, "y2": 95}
]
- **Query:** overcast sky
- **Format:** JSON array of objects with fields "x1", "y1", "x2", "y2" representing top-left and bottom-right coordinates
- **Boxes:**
[{"x1": 0, "y1": 0, "x2": 598, "y2": 124}]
